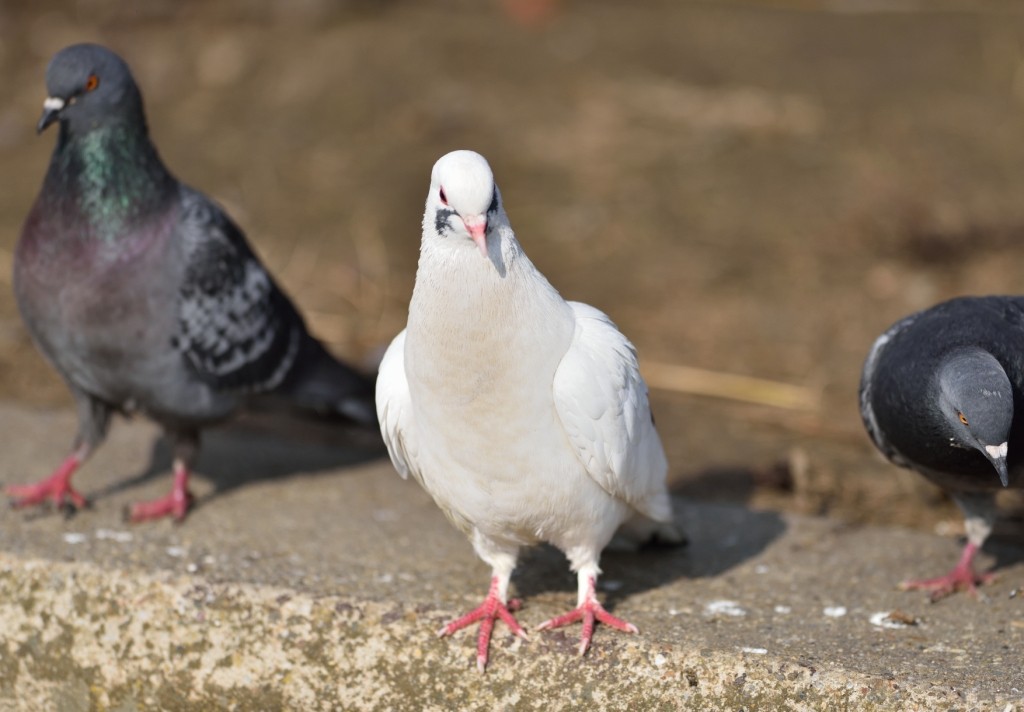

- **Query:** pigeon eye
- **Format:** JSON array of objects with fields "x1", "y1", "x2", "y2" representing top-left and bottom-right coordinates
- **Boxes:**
[
  {"x1": 439, "y1": 187, "x2": 448, "y2": 206},
  {"x1": 958, "y1": 411, "x2": 969, "y2": 426},
  {"x1": 85, "y1": 74, "x2": 100, "y2": 92}
]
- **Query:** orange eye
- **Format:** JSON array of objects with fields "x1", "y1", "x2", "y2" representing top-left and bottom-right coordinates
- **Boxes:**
[
  {"x1": 958, "y1": 412, "x2": 969, "y2": 426},
  {"x1": 85, "y1": 74, "x2": 99, "y2": 92}
]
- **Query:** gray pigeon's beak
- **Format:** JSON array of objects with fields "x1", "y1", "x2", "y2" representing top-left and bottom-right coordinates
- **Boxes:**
[
  {"x1": 37, "y1": 96, "x2": 66, "y2": 134},
  {"x1": 983, "y1": 442, "x2": 1010, "y2": 487}
]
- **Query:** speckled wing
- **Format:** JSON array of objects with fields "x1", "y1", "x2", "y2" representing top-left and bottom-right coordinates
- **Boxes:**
[
  {"x1": 375, "y1": 328, "x2": 423, "y2": 484},
  {"x1": 859, "y1": 311, "x2": 919, "y2": 469},
  {"x1": 552, "y1": 302, "x2": 672, "y2": 522},
  {"x1": 173, "y1": 189, "x2": 303, "y2": 393}
]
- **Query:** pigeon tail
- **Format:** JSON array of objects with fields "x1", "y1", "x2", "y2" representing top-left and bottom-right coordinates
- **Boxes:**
[
  {"x1": 611, "y1": 511, "x2": 686, "y2": 551},
  {"x1": 274, "y1": 336, "x2": 377, "y2": 426}
]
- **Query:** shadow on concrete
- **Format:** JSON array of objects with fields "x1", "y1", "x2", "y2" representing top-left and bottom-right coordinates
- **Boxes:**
[
  {"x1": 987, "y1": 498, "x2": 1024, "y2": 572},
  {"x1": 511, "y1": 465, "x2": 788, "y2": 611},
  {"x1": 987, "y1": 538, "x2": 1024, "y2": 576},
  {"x1": 89, "y1": 411, "x2": 387, "y2": 507}
]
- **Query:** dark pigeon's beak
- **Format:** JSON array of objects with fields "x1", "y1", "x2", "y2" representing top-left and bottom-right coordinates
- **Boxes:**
[
  {"x1": 983, "y1": 442, "x2": 1010, "y2": 487},
  {"x1": 37, "y1": 97, "x2": 66, "y2": 134}
]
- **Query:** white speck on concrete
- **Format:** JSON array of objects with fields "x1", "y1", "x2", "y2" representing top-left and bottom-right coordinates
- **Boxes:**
[
  {"x1": 740, "y1": 647, "x2": 768, "y2": 655},
  {"x1": 653, "y1": 653, "x2": 667, "y2": 666},
  {"x1": 378, "y1": 573, "x2": 393, "y2": 584},
  {"x1": 96, "y1": 529, "x2": 133, "y2": 543},
  {"x1": 704, "y1": 600, "x2": 747, "y2": 617},
  {"x1": 165, "y1": 546, "x2": 187, "y2": 558},
  {"x1": 823, "y1": 606, "x2": 847, "y2": 618},
  {"x1": 754, "y1": 565, "x2": 769, "y2": 574},
  {"x1": 774, "y1": 605, "x2": 792, "y2": 614},
  {"x1": 869, "y1": 611, "x2": 910, "y2": 629},
  {"x1": 63, "y1": 532, "x2": 87, "y2": 545}
]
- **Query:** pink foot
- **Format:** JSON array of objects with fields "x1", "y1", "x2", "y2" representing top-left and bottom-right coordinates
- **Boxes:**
[
  {"x1": 438, "y1": 576, "x2": 529, "y2": 672},
  {"x1": 127, "y1": 462, "x2": 193, "y2": 522},
  {"x1": 6, "y1": 454, "x2": 87, "y2": 512},
  {"x1": 899, "y1": 541, "x2": 995, "y2": 601},
  {"x1": 537, "y1": 576, "x2": 637, "y2": 656}
]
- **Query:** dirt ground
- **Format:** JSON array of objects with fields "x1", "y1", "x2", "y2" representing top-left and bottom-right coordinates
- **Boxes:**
[{"x1": 1, "y1": 0, "x2": 1023, "y2": 541}]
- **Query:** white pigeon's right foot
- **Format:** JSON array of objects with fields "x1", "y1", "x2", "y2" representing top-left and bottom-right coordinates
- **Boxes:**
[{"x1": 437, "y1": 576, "x2": 529, "y2": 673}]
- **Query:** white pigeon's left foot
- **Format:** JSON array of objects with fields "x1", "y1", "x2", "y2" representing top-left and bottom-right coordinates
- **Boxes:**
[
  {"x1": 536, "y1": 575, "x2": 638, "y2": 656},
  {"x1": 437, "y1": 576, "x2": 529, "y2": 673}
]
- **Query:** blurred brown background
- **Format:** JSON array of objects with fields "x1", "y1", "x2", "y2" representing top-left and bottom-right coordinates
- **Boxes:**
[{"x1": 1, "y1": 0, "x2": 1024, "y2": 534}]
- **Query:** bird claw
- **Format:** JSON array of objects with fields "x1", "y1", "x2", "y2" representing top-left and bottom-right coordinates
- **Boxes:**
[
  {"x1": 6, "y1": 480, "x2": 88, "y2": 513},
  {"x1": 438, "y1": 588, "x2": 526, "y2": 672},
  {"x1": 537, "y1": 598, "x2": 638, "y2": 657},
  {"x1": 59, "y1": 499, "x2": 82, "y2": 519},
  {"x1": 5, "y1": 454, "x2": 87, "y2": 514},
  {"x1": 899, "y1": 541, "x2": 996, "y2": 601},
  {"x1": 125, "y1": 489, "x2": 194, "y2": 523},
  {"x1": 900, "y1": 569, "x2": 997, "y2": 602}
]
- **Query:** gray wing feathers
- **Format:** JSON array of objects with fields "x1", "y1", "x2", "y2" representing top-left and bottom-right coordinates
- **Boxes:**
[
  {"x1": 174, "y1": 190, "x2": 303, "y2": 394},
  {"x1": 859, "y1": 312, "x2": 918, "y2": 468}
]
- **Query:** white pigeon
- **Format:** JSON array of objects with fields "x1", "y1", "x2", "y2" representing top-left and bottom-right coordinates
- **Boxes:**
[{"x1": 376, "y1": 150, "x2": 682, "y2": 672}]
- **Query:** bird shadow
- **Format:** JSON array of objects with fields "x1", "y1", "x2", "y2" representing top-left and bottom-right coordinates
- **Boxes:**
[
  {"x1": 986, "y1": 539, "x2": 1024, "y2": 575},
  {"x1": 89, "y1": 410, "x2": 387, "y2": 507},
  {"x1": 510, "y1": 464, "x2": 788, "y2": 611},
  {"x1": 987, "y1": 497, "x2": 1024, "y2": 572}
]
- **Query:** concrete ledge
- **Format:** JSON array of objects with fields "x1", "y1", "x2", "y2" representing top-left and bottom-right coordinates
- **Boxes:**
[
  {"x1": 0, "y1": 555, "x2": 1006, "y2": 711},
  {"x1": 0, "y1": 403, "x2": 1021, "y2": 710}
]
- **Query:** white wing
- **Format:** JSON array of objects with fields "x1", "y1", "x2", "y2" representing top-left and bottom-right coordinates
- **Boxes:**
[
  {"x1": 552, "y1": 302, "x2": 672, "y2": 522},
  {"x1": 375, "y1": 329, "x2": 423, "y2": 485}
]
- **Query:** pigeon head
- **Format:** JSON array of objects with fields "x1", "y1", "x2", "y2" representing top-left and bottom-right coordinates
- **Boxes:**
[
  {"x1": 37, "y1": 44, "x2": 145, "y2": 136},
  {"x1": 936, "y1": 349, "x2": 1013, "y2": 487},
  {"x1": 425, "y1": 150, "x2": 502, "y2": 258}
]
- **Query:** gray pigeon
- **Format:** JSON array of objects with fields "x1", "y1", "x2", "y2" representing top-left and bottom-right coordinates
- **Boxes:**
[
  {"x1": 860, "y1": 296, "x2": 1024, "y2": 598},
  {"x1": 9, "y1": 43, "x2": 375, "y2": 521}
]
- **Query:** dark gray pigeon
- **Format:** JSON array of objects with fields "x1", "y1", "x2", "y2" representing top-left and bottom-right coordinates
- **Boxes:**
[
  {"x1": 860, "y1": 295, "x2": 1024, "y2": 598},
  {"x1": 9, "y1": 43, "x2": 376, "y2": 522}
]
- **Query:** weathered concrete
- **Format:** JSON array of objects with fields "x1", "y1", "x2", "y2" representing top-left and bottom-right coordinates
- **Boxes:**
[{"x1": 0, "y1": 402, "x2": 1021, "y2": 710}]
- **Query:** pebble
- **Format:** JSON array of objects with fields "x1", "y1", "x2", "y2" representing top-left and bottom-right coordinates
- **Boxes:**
[
  {"x1": 704, "y1": 600, "x2": 747, "y2": 617},
  {"x1": 96, "y1": 529, "x2": 133, "y2": 543}
]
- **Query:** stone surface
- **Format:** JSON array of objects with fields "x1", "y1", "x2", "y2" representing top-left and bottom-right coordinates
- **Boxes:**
[{"x1": 0, "y1": 403, "x2": 1021, "y2": 709}]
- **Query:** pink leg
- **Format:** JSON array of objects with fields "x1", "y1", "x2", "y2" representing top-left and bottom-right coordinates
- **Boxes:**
[
  {"x1": 899, "y1": 541, "x2": 996, "y2": 600},
  {"x1": 438, "y1": 575, "x2": 529, "y2": 673},
  {"x1": 6, "y1": 452, "x2": 88, "y2": 511},
  {"x1": 127, "y1": 458, "x2": 193, "y2": 522},
  {"x1": 537, "y1": 575, "x2": 638, "y2": 656}
]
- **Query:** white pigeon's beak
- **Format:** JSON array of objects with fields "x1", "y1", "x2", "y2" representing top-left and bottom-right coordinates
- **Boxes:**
[{"x1": 463, "y1": 215, "x2": 488, "y2": 258}]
